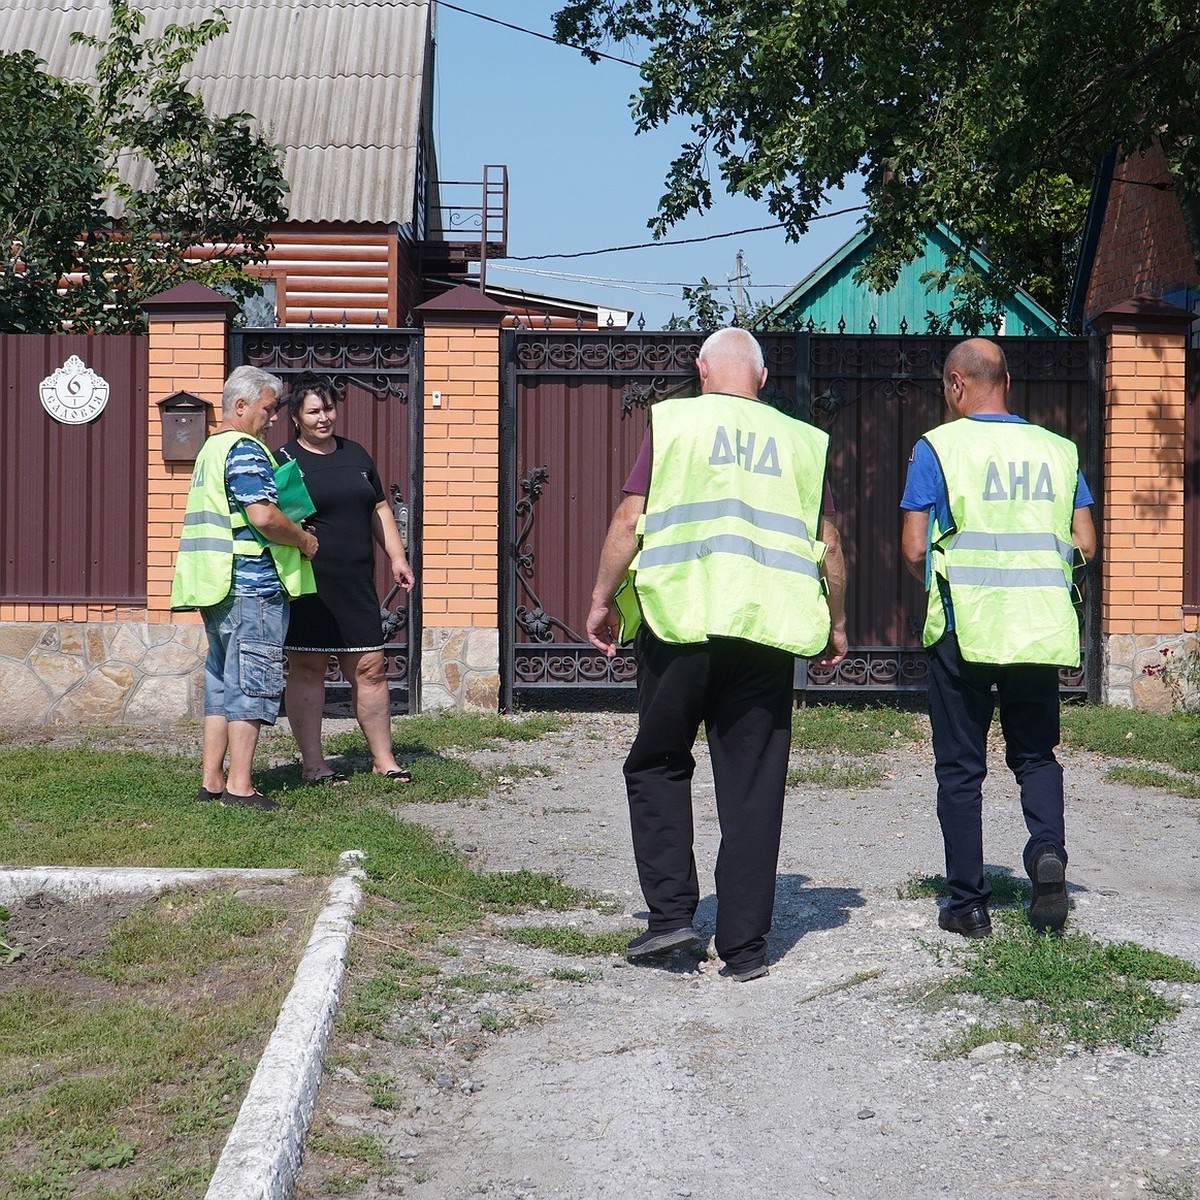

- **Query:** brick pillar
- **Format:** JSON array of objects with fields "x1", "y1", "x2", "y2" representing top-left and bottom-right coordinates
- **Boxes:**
[
  {"x1": 414, "y1": 285, "x2": 508, "y2": 710},
  {"x1": 1091, "y1": 296, "x2": 1194, "y2": 708},
  {"x1": 141, "y1": 283, "x2": 235, "y2": 620}
]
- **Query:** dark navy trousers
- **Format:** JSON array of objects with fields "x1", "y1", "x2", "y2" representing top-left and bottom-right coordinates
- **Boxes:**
[
  {"x1": 623, "y1": 631, "x2": 793, "y2": 972},
  {"x1": 926, "y1": 631, "x2": 1068, "y2": 915}
]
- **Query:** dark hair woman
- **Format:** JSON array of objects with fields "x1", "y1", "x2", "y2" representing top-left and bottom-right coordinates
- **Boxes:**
[{"x1": 278, "y1": 373, "x2": 414, "y2": 784}]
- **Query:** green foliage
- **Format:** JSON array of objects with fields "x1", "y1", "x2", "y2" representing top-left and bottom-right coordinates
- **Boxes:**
[
  {"x1": 1105, "y1": 764, "x2": 1200, "y2": 800},
  {"x1": 791, "y1": 703, "x2": 924, "y2": 755},
  {"x1": 89, "y1": 892, "x2": 288, "y2": 984},
  {"x1": 0, "y1": 51, "x2": 107, "y2": 332},
  {"x1": 502, "y1": 924, "x2": 638, "y2": 957},
  {"x1": 0, "y1": 0, "x2": 287, "y2": 333},
  {"x1": 899, "y1": 871, "x2": 1030, "y2": 907},
  {"x1": 1061, "y1": 706, "x2": 1200, "y2": 773},
  {"x1": 931, "y1": 913, "x2": 1200, "y2": 1055},
  {"x1": 553, "y1": 1, "x2": 1198, "y2": 324},
  {"x1": 664, "y1": 275, "x2": 781, "y2": 331},
  {"x1": 787, "y1": 760, "x2": 886, "y2": 789},
  {"x1": 1142, "y1": 640, "x2": 1200, "y2": 712},
  {"x1": 0, "y1": 905, "x2": 23, "y2": 964}
]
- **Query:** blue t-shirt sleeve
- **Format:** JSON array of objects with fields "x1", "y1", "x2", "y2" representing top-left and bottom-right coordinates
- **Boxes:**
[
  {"x1": 226, "y1": 439, "x2": 278, "y2": 508},
  {"x1": 900, "y1": 438, "x2": 952, "y2": 531},
  {"x1": 1074, "y1": 471, "x2": 1093, "y2": 509}
]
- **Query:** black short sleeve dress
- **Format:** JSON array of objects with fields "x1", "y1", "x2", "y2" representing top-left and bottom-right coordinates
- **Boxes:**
[{"x1": 279, "y1": 436, "x2": 388, "y2": 652}]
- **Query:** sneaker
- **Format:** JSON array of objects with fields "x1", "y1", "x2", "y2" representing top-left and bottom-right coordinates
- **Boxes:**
[
  {"x1": 219, "y1": 789, "x2": 278, "y2": 812},
  {"x1": 1029, "y1": 849, "x2": 1068, "y2": 932},
  {"x1": 719, "y1": 962, "x2": 769, "y2": 982},
  {"x1": 626, "y1": 925, "x2": 702, "y2": 959}
]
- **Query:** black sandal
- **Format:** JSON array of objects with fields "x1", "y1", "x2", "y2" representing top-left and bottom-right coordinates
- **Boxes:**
[
  {"x1": 306, "y1": 771, "x2": 349, "y2": 786},
  {"x1": 377, "y1": 768, "x2": 412, "y2": 784}
]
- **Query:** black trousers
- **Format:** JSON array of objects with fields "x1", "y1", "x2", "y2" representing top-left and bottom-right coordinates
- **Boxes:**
[
  {"x1": 623, "y1": 631, "x2": 793, "y2": 971},
  {"x1": 926, "y1": 631, "x2": 1067, "y2": 915}
]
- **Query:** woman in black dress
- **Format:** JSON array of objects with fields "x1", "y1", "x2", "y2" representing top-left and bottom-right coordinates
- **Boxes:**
[{"x1": 279, "y1": 374, "x2": 415, "y2": 783}]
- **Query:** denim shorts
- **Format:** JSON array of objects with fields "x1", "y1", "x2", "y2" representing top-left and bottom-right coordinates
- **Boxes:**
[{"x1": 201, "y1": 592, "x2": 290, "y2": 724}]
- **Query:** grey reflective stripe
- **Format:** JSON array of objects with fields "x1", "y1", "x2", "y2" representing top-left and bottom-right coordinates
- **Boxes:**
[
  {"x1": 949, "y1": 531, "x2": 1073, "y2": 564},
  {"x1": 643, "y1": 498, "x2": 810, "y2": 541},
  {"x1": 181, "y1": 509, "x2": 232, "y2": 529},
  {"x1": 638, "y1": 534, "x2": 821, "y2": 579},
  {"x1": 947, "y1": 566, "x2": 1069, "y2": 588},
  {"x1": 176, "y1": 537, "x2": 232, "y2": 553}
]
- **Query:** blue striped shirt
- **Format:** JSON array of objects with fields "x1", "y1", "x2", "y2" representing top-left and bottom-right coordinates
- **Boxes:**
[{"x1": 227, "y1": 439, "x2": 282, "y2": 596}]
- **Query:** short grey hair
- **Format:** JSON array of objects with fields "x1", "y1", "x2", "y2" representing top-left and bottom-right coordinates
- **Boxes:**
[
  {"x1": 222, "y1": 365, "x2": 282, "y2": 417},
  {"x1": 697, "y1": 327, "x2": 765, "y2": 376}
]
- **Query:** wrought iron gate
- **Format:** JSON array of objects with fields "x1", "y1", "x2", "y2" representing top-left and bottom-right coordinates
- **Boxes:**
[
  {"x1": 230, "y1": 327, "x2": 422, "y2": 712},
  {"x1": 501, "y1": 330, "x2": 1101, "y2": 706}
]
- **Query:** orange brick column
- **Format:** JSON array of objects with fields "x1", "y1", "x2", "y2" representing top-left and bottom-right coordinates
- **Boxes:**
[
  {"x1": 414, "y1": 286, "x2": 508, "y2": 710},
  {"x1": 1092, "y1": 296, "x2": 1194, "y2": 709},
  {"x1": 141, "y1": 283, "x2": 235, "y2": 621}
]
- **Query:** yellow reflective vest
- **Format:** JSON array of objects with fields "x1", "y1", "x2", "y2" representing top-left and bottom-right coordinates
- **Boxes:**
[
  {"x1": 170, "y1": 430, "x2": 314, "y2": 609},
  {"x1": 922, "y1": 419, "x2": 1080, "y2": 666},
  {"x1": 632, "y1": 392, "x2": 832, "y2": 657}
]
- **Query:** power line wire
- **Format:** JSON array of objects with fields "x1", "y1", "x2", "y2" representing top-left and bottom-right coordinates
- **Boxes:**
[
  {"x1": 432, "y1": 0, "x2": 640, "y2": 67},
  {"x1": 501, "y1": 204, "x2": 868, "y2": 261}
]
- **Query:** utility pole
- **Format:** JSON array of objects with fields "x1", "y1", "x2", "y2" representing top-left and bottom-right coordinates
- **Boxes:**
[{"x1": 729, "y1": 249, "x2": 751, "y2": 324}]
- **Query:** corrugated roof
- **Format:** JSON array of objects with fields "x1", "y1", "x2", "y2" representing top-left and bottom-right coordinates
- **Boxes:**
[{"x1": 0, "y1": 0, "x2": 430, "y2": 224}]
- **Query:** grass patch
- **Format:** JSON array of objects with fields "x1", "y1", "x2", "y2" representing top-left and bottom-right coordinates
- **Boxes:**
[
  {"x1": 926, "y1": 911, "x2": 1200, "y2": 1057},
  {"x1": 500, "y1": 924, "x2": 636, "y2": 957},
  {"x1": 1104, "y1": 764, "x2": 1200, "y2": 799},
  {"x1": 898, "y1": 871, "x2": 1031, "y2": 907},
  {"x1": 1061, "y1": 707, "x2": 1200, "y2": 774},
  {"x1": 792, "y1": 704, "x2": 924, "y2": 755},
  {"x1": 788, "y1": 760, "x2": 887, "y2": 789},
  {"x1": 0, "y1": 711, "x2": 583, "y2": 1198},
  {"x1": 89, "y1": 891, "x2": 291, "y2": 984},
  {"x1": 0, "y1": 909, "x2": 293, "y2": 1199}
]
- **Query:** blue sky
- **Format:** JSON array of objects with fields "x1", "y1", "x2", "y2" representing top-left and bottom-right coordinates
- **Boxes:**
[{"x1": 432, "y1": 1, "x2": 867, "y2": 328}]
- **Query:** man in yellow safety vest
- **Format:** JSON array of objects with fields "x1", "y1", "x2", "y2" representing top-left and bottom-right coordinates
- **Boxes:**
[
  {"x1": 587, "y1": 327, "x2": 847, "y2": 982},
  {"x1": 171, "y1": 366, "x2": 318, "y2": 810},
  {"x1": 901, "y1": 338, "x2": 1097, "y2": 938}
]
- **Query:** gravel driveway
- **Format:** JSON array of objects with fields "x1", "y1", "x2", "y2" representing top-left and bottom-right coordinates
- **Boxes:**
[{"x1": 297, "y1": 710, "x2": 1200, "y2": 1200}]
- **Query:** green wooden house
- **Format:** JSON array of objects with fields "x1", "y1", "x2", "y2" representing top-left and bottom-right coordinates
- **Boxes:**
[{"x1": 767, "y1": 223, "x2": 1063, "y2": 335}]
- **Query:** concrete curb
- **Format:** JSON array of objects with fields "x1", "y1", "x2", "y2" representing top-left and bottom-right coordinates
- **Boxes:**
[
  {"x1": 1, "y1": 853, "x2": 366, "y2": 1200},
  {"x1": 0, "y1": 865, "x2": 300, "y2": 905},
  {"x1": 204, "y1": 849, "x2": 365, "y2": 1200}
]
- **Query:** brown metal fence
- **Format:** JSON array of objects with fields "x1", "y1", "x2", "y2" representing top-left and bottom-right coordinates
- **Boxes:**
[
  {"x1": 0, "y1": 334, "x2": 148, "y2": 602},
  {"x1": 501, "y1": 330, "x2": 1101, "y2": 706}
]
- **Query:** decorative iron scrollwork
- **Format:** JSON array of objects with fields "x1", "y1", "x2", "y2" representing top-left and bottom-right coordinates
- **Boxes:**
[
  {"x1": 237, "y1": 331, "x2": 416, "y2": 404},
  {"x1": 513, "y1": 466, "x2": 587, "y2": 644}
]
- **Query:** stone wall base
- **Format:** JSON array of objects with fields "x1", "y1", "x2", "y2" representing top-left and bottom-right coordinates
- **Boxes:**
[
  {"x1": 0, "y1": 621, "x2": 206, "y2": 726},
  {"x1": 1102, "y1": 631, "x2": 1196, "y2": 713},
  {"x1": 420, "y1": 627, "x2": 499, "y2": 712}
]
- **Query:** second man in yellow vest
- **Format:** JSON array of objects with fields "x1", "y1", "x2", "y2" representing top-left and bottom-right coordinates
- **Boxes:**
[
  {"x1": 901, "y1": 338, "x2": 1097, "y2": 938},
  {"x1": 587, "y1": 327, "x2": 847, "y2": 982}
]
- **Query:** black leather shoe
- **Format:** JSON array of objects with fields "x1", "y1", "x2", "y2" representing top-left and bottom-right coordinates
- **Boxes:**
[
  {"x1": 938, "y1": 904, "x2": 992, "y2": 939},
  {"x1": 1028, "y1": 849, "x2": 1068, "y2": 932}
]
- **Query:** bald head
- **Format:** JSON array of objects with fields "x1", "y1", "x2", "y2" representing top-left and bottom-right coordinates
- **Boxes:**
[
  {"x1": 943, "y1": 338, "x2": 1010, "y2": 416},
  {"x1": 697, "y1": 328, "x2": 767, "y2": 398}
]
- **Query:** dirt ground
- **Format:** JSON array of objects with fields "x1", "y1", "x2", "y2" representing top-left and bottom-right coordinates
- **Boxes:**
[
  {"x1": 291, "y1": 711, "x2": 1200, "y2": 1200},
  {"x1": 5, "y1": 713, "x2": 1199, "y2": 1200}
]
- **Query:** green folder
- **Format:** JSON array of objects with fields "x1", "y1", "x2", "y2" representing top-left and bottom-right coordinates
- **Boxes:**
[
  {"x1": 274, "y1": 457, "x2": 316, "y2": 524},
  {"x1": 242, "y1": 457, "x2": 316, "y2": 547}
]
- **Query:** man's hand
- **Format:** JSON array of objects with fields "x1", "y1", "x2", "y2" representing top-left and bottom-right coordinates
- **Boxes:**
[
  {"x1": 814, "y1": 623, "x2": 848, "y2": 668},
  {"x1": 586, "y1": 600, "x2": 621, "y2": 658},
  {"x1": 300, "y1": 529, "x2": 318, "y2": 560}
]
